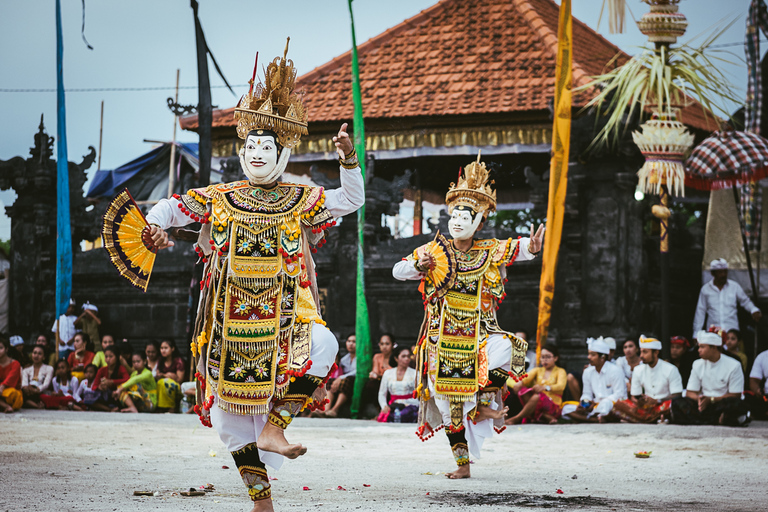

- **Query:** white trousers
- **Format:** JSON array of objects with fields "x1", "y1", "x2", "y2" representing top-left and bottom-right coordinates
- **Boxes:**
[
  {"x1": 210, "y1": 322, "x2": 339, "y2": 470},
  {"x1": 430, "y1": 333, "x2": 511, "y2": 459}
]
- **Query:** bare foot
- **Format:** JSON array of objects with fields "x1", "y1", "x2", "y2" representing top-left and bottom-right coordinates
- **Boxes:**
[
  {"x1": 249, "y1": 497, "x2": 275, "y2": 512},
  {"x1": 257, "y1": 422, "x2": 307, "y2": 459},
  {"x1": 2, "y1": 404, "x2": 14, "y2": 413},
  {"x1": 445, "y1": 465, "x2": 471, "y2": 479},
  {"x1": 504, "y1": 414, "x2": 522, "y2": 426},
  {"x1": 475, "y1": 405, "x2": 508, "y2": 422},
  {"x1": 324, "y1": 409, "x2": 338, "y2": 418},
  {"x1": 121, "y1": 407, "x2": 138, "y2": 413}
]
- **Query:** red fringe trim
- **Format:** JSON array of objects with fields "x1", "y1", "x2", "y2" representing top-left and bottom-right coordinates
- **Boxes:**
[{"x1": 684, "y1": 166, "x2": 768, "y2": 191}]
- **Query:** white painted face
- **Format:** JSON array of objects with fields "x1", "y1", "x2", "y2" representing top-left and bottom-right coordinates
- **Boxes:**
[
  {"x1": 448, "y1": 207, "x2": 484, "y2": 240},
  {"x1": 239, "y1": 133, "x2": 279, "y2": 184}
]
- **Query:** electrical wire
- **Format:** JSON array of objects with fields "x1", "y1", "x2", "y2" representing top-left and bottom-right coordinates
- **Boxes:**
[{"x1": 0, "y1": 84, "x2": 249, "y2": 93}]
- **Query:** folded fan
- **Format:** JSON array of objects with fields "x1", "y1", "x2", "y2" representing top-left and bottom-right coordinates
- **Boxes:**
[{"x1": 101, "y1": 189, "x2": 156, "y2": 292}]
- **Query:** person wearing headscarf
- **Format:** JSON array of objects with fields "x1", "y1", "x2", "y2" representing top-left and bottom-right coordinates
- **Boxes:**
[
  {"x1": 693, "y1": 258, "x2": 761, "y2": 335},
  {"x1": 561, "y1": 337, "x2": 626, "y2": 422},
  {"x1": 613, "y1": 336, "x2": 683, "y2": 423},
  {"x1": 670, "y1": 330, "x2": 749, "y2": 426}
]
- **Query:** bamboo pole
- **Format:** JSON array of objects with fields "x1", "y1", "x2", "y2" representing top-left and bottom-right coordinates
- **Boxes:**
[
  {"x1": 168, "y1": 69, "x2": 180, "y2": 198},
  {"x1": 97, "y1": 100, "x2": 103, "y2": 171}
]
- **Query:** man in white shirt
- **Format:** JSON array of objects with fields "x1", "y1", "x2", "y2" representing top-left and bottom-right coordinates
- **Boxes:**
[
  {"x1": 51, "y1": 299, "x2": 79, "y2": 360},
  {"x1": 693, "y1": 258, "x2": 761, "y2": 334},
  {"x1": 613, "y1": 336, "x2": 682, "y2": 423},
  {"x1": 565, "y1": 337, "x2": 626, "y2": 422},
  {"x1": 748, "y1": 349, "x2": 768, "y2": 419},
  {"x1": 670, "y1": 331, "x2": 749, "y2": 426}
]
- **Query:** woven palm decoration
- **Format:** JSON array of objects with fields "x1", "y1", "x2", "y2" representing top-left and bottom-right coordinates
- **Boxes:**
[
  {"x1": 417, "y1": 231, "x2": 457, "y2": 300},
  {"x1": 102, "y1": 189, "x2": 157, "y2": 292}
]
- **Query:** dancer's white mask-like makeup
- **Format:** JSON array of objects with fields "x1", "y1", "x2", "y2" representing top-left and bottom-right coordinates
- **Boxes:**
[
  {"x1": 238, "y1": 133, "x2": 291, "y2": 185},
  {"x1": 448, "y1": 207, "x2": 484, "y2": 240}
]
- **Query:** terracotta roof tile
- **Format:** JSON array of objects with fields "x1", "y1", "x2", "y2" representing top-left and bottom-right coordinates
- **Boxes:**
[{"x1": 181, "y1": 0, "x2": 715, "y2": 132}]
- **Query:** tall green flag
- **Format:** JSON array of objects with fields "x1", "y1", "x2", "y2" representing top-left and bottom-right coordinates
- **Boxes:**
[{"x1": 347, "y1": 0, "x2": 371, "y2": 418}]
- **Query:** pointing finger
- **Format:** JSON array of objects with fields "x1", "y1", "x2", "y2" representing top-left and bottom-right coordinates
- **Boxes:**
[{"x1": 340, "y1": 122, "x2": 348, "y2": 133}]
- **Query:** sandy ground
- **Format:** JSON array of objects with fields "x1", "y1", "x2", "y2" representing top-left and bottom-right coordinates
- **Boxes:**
[{"x1": 2, "y1": 410, "x2": 767, "y2": 512}]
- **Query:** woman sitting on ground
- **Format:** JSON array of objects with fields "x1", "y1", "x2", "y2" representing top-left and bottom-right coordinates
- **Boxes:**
[
  {"x1": 370, "y1": 334, "x2": 394, "y2": 380},
  {"x1": 0, "y1": 337, "x2": 23, "y2": 412},
  {"x1": 506, "y1": 345, "x2": 566, "y2": 425},
  {"x1": 377, "y1": 346, "x2": 419, "y2": 423},
  {"x1": 67, "y1": 332, "x2": 95, "y2": 382},
  {"x1": 115, "y1": 352, "x2": 157, "y2": 413},
  {"x1": 91, "y1": 346, "x2": 129, "y2": 412},
  {"x1": 92, "y1": 334, "x2": 115, "y2": 368},
  {"x1": 614, "y1": 339, "x2": 642, "y2": 388},
  {"x1": 41, "y1": 359, "x2": 82, "y2": 410},
  {"x1": 724, "y1": 329, "x2": 748, "y2": 377},
  {"x1": 144, "y1": 340, "x2": 160, "y2": 377},
  {"x1": 21, "y1": 345, "x2": 54, "y2": 409},
  {"x1": 323, "y1": 334, "x2": 356, "y2": 418},
  {"x1": 155, "y1": 339, "x2": 185, "y2": 412}
]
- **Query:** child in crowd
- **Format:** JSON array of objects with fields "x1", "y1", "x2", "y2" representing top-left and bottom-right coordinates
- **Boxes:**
[
  {"x1": 21, "y1": 345, "x2": 53, "y2": 409},
  {"x1": 0, "y1": 337, "x2": 23, "y2": 412},
  {"x1": 76, "y1": 364, "x2": 99, "y2": 409},
  {"x1": 115, "y1": 352, "x2": 157, "y2": 413},
  {"x1": 155, "y1": 339, "x2": 185, "y2": 412},
  {"x1": 74, "y1": 302, "x2": 101, "y2": 352},
  {"x1": 67, "y1": 332, "x2": 95, "y2": 381},
  {"x1": 92, "y1": 334, "x2": 115, "y2": 368},
  {"x1": 724, "y1": 329, "x2": 748, "y2": 376},
  {"x1": 41, "y1": 359, "x2": 81, "y2": 410},
  {"x1": 91, "y1": 346, "x2": 129, "y2": 412}
]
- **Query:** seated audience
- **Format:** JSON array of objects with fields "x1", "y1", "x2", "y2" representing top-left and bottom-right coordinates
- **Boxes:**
[
  {"x1": 613, "y1": 336, "x2": 683, "y2": 423},
  {"x1": 52, "y1": 300, "x2": 78, "y2": 360},
  {"x1": 562, "y1": 337, "x2": 626, "y2": 422},
  {"x1": 506, "y1": 345, "x2": 566, "y2": 425},
  {"x1": 145, "y1": 340, "x2": 160, "y2": 377},
  {"x1": 9, "y1": 335, "x2": 29, "y2": 367},
  {"x1": 323, "y1": 334, "x2": 356, "y2": 418},
  {"x1": 614, "y1": 338, "x2": 642, "y2": 385},
  {"x1": 76, "y1": 363, "x2": 99, "y2": 408},
  {"x1": 670, "y1": 330, "x2": 749, "y2": 426},
  {"x1": 41, "y1": 359, "x2": 81, "y2": 410},
  {"x1": 370, "y1": 334, "x2": 394, "y2": 380},
  {"x1": 0, "y1": 337, "x2": 23, "y2": 412},
  {"x1": 377, "y1": 346, "x2": 419, "y2": 423},
  {"x1": 603, "y1": 336, "x2": 617, "y2": 361},
  {"x1": 748, "y1": 349, "x2": 768, "y2": 419},
  {"x1": 666, "y1": 335, "x2": 697, "y2": 387},
  {"x1": 118, "y1": 339, "x2": 134, "y2": 373},
  {"x1": 155, "y1": 339, "x2": 185, "y2": 412},
  {"x1": 21, "y1": 345, "x2": 54, "y2": 409},
  {"x1": 92, "y1": 334, "x2": 115, "y2": 368},
  {"x1": 724, "y1": 329, "x2": 748, "y2": 376},
  {"x1": 115, "y1": 352, "x2": 157, "y2": 413},
  {"x1": 91, "y1": 346, "x2": 130, "y2": 412},
  {"x1": 74, "y1": 301, "x2": 101, "y2": 352},
  {"x1": 34, "y1": 334, "x2": 59, "y2": 368},
  {"x1": 67, "y1": 332, "x2": 95, "y2": 381}
]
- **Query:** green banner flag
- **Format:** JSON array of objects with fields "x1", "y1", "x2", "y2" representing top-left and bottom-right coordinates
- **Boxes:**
[{"x1": 347, "y1": 0, "x2": 371, "y2": 418}]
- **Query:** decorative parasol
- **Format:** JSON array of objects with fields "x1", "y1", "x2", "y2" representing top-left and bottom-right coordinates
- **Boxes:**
[
  {"x1": 101, "y1": 189, "x2": 157, "y2": 292},
  {"x1": 685, "y1": 129, "x2": 768, "y2": 302},
  {"x1": 416, "y1": 231, "x2": 457, "y2": 300}
]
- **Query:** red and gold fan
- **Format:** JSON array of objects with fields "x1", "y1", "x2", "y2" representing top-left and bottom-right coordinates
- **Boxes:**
[
  {"x1": 101, "y1": 189, "x2": 157, "y2": 292},
  {"x1": 415, "y1": 231, "x2": 457, "y2": 300}
]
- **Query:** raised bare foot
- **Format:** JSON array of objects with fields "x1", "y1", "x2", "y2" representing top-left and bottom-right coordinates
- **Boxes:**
[
  {"x1": 257, "y1": 422, "x2": 307, "y2": 459},
  {"x1": 250, "y1": 497, "x2": 275, "y2": 512},
  {"x1": 475, "y1": 405, "x2": 508, "y2": 423},
  {"x1": 445, "y1": 465, "x2": 471, "y2": 479},
  {"x1": 504, "y1": 414, "x2": 522, "y2": 426}
]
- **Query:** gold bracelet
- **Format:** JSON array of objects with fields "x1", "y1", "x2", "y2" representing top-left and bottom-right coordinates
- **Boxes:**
[{"x1": 339, "y1": 156, "x2": 360, "y2": 169}]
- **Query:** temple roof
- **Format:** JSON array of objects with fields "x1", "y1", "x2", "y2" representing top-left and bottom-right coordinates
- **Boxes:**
[{"x1": 181, "y1": 0, "x2": 715, "y2": 135}]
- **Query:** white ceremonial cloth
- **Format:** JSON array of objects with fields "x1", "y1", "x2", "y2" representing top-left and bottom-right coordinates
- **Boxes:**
[
  {"x1": 687, "y1": 355, "x2": 744, "y2": 397},
  {"x1": 581, "y1": 361, "x2": 627, "y2": 405},
  {"x1": 146, "y1": 165, "x2": 364, "y2": 230},
  {"x1": 692, "y1": 279, "x2": 759, "y2": 334},
  {"x1": 614, "y1": 356, "x2": 643, "y2": 381},
  {"x1": 21, "y1": 364, "x2": 54, "y2": 393},
  {"x1": 51, "y1": 314, "x2": 78, "y2": 349},
  {"x1": 749, "y1": 350, "x2": 768, "y2": 394},
  {"x1": 378, "y1": 366, "x2": 419, "y2": 409},
  {"x1": 630, "y1": 360, "x2": 683, "y2": 400},
  {"x1": 209, "y1": 322, "x2": 339, "y2": 471}
]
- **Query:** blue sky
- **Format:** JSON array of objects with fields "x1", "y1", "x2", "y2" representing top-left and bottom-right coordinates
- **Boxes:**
[{"x1": 0, "y1": 0, "x2": 754, "y2": 239}]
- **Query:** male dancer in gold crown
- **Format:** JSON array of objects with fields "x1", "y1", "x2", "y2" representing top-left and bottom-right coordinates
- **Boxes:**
[
  {"x1": 143, "y1": 43, "x2": 363, "y2": 511},
  {"x1": 393, "y1": 154, "x2": 543, "y2": 479}
]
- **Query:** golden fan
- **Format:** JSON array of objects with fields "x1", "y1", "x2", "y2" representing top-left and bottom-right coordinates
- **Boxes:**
[
  {"x1": 417, "y1": 231, "x2": 457, "y2": 300},
  {"x1": 101, "y1": 189, "x2": 156, "y2": 292}
]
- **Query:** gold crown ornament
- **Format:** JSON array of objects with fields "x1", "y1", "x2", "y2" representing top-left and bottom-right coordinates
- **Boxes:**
[
  {"x1": 445, "y1": 152, "x2": 497, "y2": 216},
  {"x1": 234, "y1": 38, "x2": 308, "y2": 148}
]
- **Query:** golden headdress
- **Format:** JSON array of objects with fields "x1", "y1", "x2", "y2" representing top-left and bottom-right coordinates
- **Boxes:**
[
  {"x1": 445, "y1": 152, "x2": 497, "y2": 215},
  {"x1": 234, "y1": 38, "x2": 308, "y2": 148}
]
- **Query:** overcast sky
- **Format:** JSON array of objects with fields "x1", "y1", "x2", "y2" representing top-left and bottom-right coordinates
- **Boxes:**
[{"x1": 0, "y1": 0, "x2": 754, "y2": 239}]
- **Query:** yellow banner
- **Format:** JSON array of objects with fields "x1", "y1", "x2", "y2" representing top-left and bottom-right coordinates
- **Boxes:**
[{"x1": 536, "y1": 0, "x2": 572, "y2": 362}]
